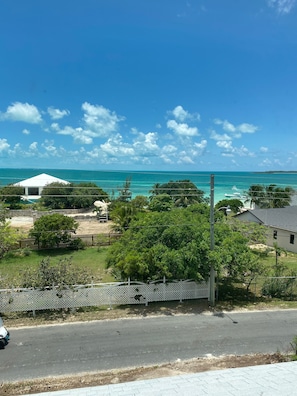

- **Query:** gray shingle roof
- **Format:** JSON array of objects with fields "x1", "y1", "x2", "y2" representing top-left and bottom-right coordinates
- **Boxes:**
[{"x1": 237, "y1": 206, "x2": 297, "y2": 233}]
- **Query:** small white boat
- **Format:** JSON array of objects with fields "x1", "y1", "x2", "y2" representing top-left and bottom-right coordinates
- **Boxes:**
[{"x1": 225, "y1": 187, "x2": 246, "y2": 200}]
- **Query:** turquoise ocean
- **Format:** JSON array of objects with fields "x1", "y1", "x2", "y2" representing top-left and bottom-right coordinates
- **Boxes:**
[{"x1": 1, "y1": 168, "x2": 297, "y2": 204}]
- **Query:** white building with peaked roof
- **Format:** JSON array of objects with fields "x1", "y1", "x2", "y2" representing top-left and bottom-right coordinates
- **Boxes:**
[{"x1": 14, "y1": 173, "x2": 69, "y2": 201}]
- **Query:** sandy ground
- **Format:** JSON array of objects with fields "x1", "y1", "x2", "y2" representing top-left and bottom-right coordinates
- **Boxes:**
[{"x1": 9, "y1": 214, "x2": 113, "y2": 235}]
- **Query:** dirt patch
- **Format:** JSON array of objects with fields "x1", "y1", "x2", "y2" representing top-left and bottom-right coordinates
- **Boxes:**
[
  {"x1": 9, "y1": 214, "x2": 113, "y2": 235},
  {"x1": 1, "y1": 353, "x2": 289, "y2": 395},
  {"x1": 76, "y1": 219, "x2": 112, "y2": 235}
]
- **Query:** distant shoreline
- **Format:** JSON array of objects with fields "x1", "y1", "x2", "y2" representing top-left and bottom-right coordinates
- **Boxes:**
[{"x1": 255, "y1": 171, "x2": 297, "y2": 174}]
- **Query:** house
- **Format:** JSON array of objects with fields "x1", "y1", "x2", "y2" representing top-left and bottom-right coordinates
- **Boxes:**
[
  {"x1": 14, "y1": 173, "x2": 69, "y2": 202},
  {"x1": 235, "y1": 206, "x2": 297, "y2": 253}
]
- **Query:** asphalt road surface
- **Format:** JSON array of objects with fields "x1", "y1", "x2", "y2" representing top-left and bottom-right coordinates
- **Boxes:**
[{"x1": 1, "y1": 309, "x2": 297, "y2": 382}]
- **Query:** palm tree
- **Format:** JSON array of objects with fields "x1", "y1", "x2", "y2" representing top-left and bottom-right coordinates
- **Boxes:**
[
  {"x1": 245, "y1": 184, "x2": 266, "y2": 208},
  {"x1": 245, "y1": 184, "x2": 294, "y2": 209},
  {"x1": 149, "y1": 180, "x2": 205, "y2": 207}
]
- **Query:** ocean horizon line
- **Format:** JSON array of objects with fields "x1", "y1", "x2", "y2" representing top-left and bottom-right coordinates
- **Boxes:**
[{"x1": 0, "y1": 166, "x2": 288, "y2": 173}]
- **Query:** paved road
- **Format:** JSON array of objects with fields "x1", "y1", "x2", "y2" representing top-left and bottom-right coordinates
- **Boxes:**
[{"x1": 1, "y1": 309, "x2": 297, "y2": 383}]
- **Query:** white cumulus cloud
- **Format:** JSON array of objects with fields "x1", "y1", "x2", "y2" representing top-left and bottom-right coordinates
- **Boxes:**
[
  {"x1": 237, "y1": 123, "x2": 258, "y2": 133},
  {"x1": 194, "y1": 139, "x2": 207, "y2": 151},
  {"x1": 178, "y1": 152, "x2": 195, "y2": 164},
  {"x1": 0, "y1": 102, "x2": 42, "y2": 124},
  {"x1": 210, "y1": 129, "x2": 232, "y2": 141},
  {"x1": 267, "y1": 0, "x2": 296, "y2": 14},
  {"x1": 100, "y1": 134, "x2": 135, "y2": 157},
  {"x1": 53, "y1": 124, "x2": 94, "y2": 144},
  {"x1": 47, "y1": 107, "x2": 70, "y2": 120},
  {"x1": 29, "y1": 142, "x2": 38, "y2": 151},
  {"x1": 82, "y1": 102, "x2": 124, "y2": 137},
  {"x1": 167, "y1": 119, "x2": 199, "y2": 136},
  {"x1": 216, "y1": 140, "x2": 254, "y2": 157},
  {"x1": 133, "y1": 132, "x2": 160, "y2": 156},
  {"x1": 170, "y1": 105, "x2": 200, "y2": 122},
  {"x1": 41, "y1": 140, "x2": 60, "y2": 157},
  {"x1": 0, "y1": 138, "x2": 10, "y2": 152},
  {"x1": 214, "y1": 119, "x2": 258, "y2": 137}
]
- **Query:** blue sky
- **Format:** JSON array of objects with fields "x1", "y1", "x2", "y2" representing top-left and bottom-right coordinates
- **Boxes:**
[{"x1": 0, "y1": 0, "x2": 297, "y2": 171}]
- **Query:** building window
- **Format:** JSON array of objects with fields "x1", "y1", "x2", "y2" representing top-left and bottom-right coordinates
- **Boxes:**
[
  {"x1": 28, "y1": 187, "x2": 39, "y2": 196},
  {"x1": 273, "y1": 230, "x2": 277, "y2": 239},
  {"x1": 290, "y1": 234, "x2": 295, "y2": 244}
]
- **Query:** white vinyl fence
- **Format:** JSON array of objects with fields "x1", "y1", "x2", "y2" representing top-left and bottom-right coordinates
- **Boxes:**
[{"x1": 0, "y1": 279, "x2": 209, "y2": 314}]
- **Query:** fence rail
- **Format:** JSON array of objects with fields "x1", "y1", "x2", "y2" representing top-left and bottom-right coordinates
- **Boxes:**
[
  {"x1": 18, "y1": 233, "x2": 120, "y2": 249},
  {"x1": 0, "y1": 279, "x2": 209, "y2": 314}
]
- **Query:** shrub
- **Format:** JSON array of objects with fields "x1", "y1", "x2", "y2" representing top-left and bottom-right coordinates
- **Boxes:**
[
  {"x1": 262, "y1": 277, "x2": 295, "y2": 298},
  {"x1": 68, "y1": 238, "x2": 85, "y2": 250}
]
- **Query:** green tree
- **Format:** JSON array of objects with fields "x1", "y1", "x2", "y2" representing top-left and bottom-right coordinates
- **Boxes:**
[
  {"x1": 0, "y1": 185, "x2": 24, "y2": 209},
  {"x1": 245, "y1": 184, "x2": 294, "y2": 208},
  {"x1": 215, "y1": 199, "x2": 244, "y2": 214},
  {"x1": 148, "y1": 194, "x2": 173, "y2": 212},
  {"x1": 0, "y1": 202, "x2": 19, "y2": 259},
  {"x1": 41, "y1": 182, "x2": 109, "y2": 209},
  {"x1": 229, "y1": 218, "x2": 267, "y2": 245},
  {"x1": 109, "y1": 202, "x2": 138, "y2": 232},
  {"x1": 116, "y1": 177, "x2": 132, "y2": 202},
  {"x1": 131, "y1": 195, "x2": 149, "y2": 211},
  {"x1": 106, "y1": 205, "x2": 255, "y2": 282},
  {"x1": 267, "y1": 185, "x2": 294, "y2": 208},
  {"x1": 0, "y1": 202, "x2": 9, "y2": 223},
  {"x1": 41, "y1": 182, "x2": 72, "y2": 209},
  {"x1": 149, "y1": 180, "x2": 206, "y2": 207},
  {"x1": 68, "y1": 182, "x2": 109, "y2": 208},
  {"x1": 29, "y1": 213, "x2": 78, "y2": 248}
]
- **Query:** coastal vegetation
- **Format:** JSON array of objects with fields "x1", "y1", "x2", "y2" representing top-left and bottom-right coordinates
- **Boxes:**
[
  {"x1": 40, "y1": 182, "x2": 109, "y2": 209},
  {"x1": 149, "y1": 179, "x2": 207, "y2": 207},
  {"x1": 0, "y1": 185, "x2": 24, "y2": 209},
  {"x1": 1, "y1": 239, "x2": 297, "y2": 302},
  {"x1": 1, "y1": 179, "x2": 297, "y2": 302},
  {"x1": 29, "y1": 213, "x2": 79, "y2": 249},
  {"x1": 0, "y1": 202, "x2": 19, "y2": 259},
  {"x1": 244, "y1": 184, "x2": 294, "y2": 208}
]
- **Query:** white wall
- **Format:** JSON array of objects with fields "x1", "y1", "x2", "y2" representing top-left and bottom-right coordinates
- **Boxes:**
[{"x1": 266, "y1": 227, "x2": 297, "y2": 254}]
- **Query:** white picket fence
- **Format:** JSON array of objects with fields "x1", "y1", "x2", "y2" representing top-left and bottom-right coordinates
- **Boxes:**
[{"x1": 0, "y1": 279, "x2": 209, "y2": 313}]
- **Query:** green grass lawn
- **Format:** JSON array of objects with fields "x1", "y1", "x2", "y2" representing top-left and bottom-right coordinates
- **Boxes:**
[
  {"x1": 261, "y1": 251, "x2": 297, "y2": 274},
  {"x1": 0, "y1": 246, "x2": 115, "y2": 287}
]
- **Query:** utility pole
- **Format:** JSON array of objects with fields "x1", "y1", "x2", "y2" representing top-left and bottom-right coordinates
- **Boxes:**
[{"x1": 209, "y1": 174, "x2": 215, "y2": 306}]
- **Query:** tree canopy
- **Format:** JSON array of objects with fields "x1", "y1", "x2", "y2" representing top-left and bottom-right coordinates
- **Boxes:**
[
  {"x1": 245, "y1": 184, "x2": 294, "y2": 208},
  {"x1": 115, "y1": 177, "x2": 132, "y2": 202},
  {"x1": 215, "y1": 199, "x2": 244, "y2": 214},
  {"x1": 149, "y1": 180, "x2": 206, "y2": 207},
  {"x1": 0, "y1": 202, "x2": 19, "y2": 259},
  {"x1": 106, "y1": 204, "x2": 257, "y2": 283},
  {"x1": 148, "y1": 194, "x2": 173, "y2": 212},
  {"x1": 41, "y1": 182, "x2": 109, "y2": 209},
  {"x1": 0, "y1": 185, "x2": 24, "y2": 209},
  {"x1": 29, "y1": 213, "x2": 78, "y2": 248}
]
